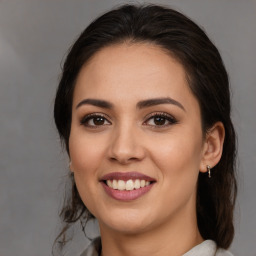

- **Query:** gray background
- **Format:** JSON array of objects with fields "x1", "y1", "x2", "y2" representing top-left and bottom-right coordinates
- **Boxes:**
[{"x1": 0, "y1": 0, "x2": 255, "y2": 255}]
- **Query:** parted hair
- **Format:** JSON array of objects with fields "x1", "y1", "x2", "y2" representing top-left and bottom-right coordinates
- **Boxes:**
[{"x1": 53, "y1": 4, "x2": 237, "y2": 253}]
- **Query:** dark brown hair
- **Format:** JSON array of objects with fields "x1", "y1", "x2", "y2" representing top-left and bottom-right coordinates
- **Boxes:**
[{"x1": 54, "y1": 3, "x2": 237, "y2": 253}]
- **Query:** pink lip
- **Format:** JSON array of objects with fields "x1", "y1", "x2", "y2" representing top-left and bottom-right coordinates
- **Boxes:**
[
  {"x1": 102, "y1": 182, "x2": 154, "y2": 201},
  {"x1": 100, "y1": 172, "x2": 156, "y2": 201}
]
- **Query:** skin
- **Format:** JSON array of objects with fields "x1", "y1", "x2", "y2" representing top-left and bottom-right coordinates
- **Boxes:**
[{"x1": 69, "y1": 43, "x2": 225, "y2": 256}]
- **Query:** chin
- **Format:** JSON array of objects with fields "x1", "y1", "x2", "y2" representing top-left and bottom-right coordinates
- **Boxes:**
[
  {"x1": 98, "y1": 209, "x2": 154, "y2": 235},
  {"x1": 103, "y1": 221, "x2": 150, "y2": 235}
]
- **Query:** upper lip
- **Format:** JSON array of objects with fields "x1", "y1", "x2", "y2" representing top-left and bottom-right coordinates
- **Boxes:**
[{"x1": 100, "y1": 172, "x2": 156, "y2": 182}]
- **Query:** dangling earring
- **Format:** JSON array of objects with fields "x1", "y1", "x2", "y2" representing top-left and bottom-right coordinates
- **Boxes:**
[{"x1": 207, "y1": 165, "x2": 211, "y2": 178}]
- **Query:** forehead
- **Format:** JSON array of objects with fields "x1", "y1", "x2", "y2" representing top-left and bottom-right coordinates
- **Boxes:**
[{"x1": 73, "y1": 43, "x2": 198, "y2": 110}]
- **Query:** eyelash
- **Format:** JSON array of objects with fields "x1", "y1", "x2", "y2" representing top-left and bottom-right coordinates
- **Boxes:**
[
  {"x1": 80, "y1": 112, "x2": 177, "y2": 129},
  {"x1": 143, "y1": 112, "x2": 178, "y2": 128},
  {"x1": 80, "y1": 113, "x2": 111, "y2": 128}
]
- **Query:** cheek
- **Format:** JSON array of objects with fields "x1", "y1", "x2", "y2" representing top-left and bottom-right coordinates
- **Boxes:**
[
  {"x1": 69, "y1": 131, "x2": 106, "y2": 214},
  {"x1": 149, "y1": 129, "x2": 203, "y2": 183},
  {"x1": 69, "y1": 130, "x2": 106, "y2": 174},
  {"x1": 150, "y1": 136, "x2": 202, "y2": 213}
]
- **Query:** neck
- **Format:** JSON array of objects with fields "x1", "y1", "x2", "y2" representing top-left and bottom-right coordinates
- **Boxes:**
[{"x1": 99, "y1": 204, "x2": 203, "y2": 256}]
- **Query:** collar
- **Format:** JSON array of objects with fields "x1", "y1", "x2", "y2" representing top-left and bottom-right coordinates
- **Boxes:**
[{"x1": 80, "y1": 237, "x2": 233, "y2": 256}]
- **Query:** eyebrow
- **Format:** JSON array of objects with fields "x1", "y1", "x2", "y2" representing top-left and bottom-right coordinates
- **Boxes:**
[
  {"x1": 137, "y1": 97, "x2": 186, "y2": 111},
  {"x1": 76, "y1": 97, "x2": 185, "y2": 111},
  {"x1": 76, "y1": 99, "x2": 113, "y2": 109}
]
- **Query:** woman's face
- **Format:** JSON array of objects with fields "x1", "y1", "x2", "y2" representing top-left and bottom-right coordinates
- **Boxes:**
[{"x1": 69, "y1": 43, "x2": 207, "y2": 235}]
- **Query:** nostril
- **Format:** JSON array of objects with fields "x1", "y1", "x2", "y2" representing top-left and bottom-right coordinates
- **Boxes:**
[{"x1": 109, "y1": 156, "x2": 140, "y2": 165}]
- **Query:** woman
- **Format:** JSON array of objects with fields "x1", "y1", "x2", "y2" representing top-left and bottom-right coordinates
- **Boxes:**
[{"x1": 54, "y1": 4, "x2": 237, "y2": 256}]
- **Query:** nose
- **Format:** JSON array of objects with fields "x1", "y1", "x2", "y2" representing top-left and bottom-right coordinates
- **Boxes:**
[{"x1": 107, "y1": 124, "x2": 146, "y2": 165}]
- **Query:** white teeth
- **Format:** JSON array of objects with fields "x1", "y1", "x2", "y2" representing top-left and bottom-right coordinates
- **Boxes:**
[
  {"x1": 134, "y1": 179, "x2": 140, "y2": 189},
  {"x1": 107, "y1": 180, "x2": 112, "y2": 188},
  {"x1": 112, "y1": 180, "x2": 118, "y2": 189},
  {"x1": 126, "y1": 179, "x2": 134, "y2": 190},
  {"x1": 106, "y1": 179, "x2": 151, "y2": 191},
  {"x1": 117, "y1": 180, "x2": 126, "y2": 190}
]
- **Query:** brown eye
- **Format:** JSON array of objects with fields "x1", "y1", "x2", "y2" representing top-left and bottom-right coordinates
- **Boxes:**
[
  {"x1": 153, "y1": 116, "x2": 167, "y2": 126},
  {"x1": 144, "y1": 113, "x2": 177, "y2": 127},
  {"x1": 80, "y1": 114, "x2": 111, "y2": 127},
  {"x1": 93, "y1": 116, "x2": 105, "y2": 125}
]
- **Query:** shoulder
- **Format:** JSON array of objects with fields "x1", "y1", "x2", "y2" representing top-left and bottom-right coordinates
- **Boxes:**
[{"x1": 216, "y1": 247, "x2": 234, "y2": 256}]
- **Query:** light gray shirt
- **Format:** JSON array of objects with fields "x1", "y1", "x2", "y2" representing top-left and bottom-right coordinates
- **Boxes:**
[{"x1": 80, "y1": 237, "x2": 234, "y2": 256}]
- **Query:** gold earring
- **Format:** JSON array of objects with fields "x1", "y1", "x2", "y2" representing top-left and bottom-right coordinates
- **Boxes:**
[{"x1": 207, "y1": 165, "x2": 211, "y2": 178}]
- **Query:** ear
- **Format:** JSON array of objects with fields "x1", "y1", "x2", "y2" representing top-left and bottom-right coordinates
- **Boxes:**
[{"x1": 199, "y1": 122, "x2": 225, "y2": 173}]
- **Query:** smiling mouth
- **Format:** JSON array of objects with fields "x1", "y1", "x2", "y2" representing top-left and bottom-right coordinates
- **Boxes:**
[
  {"x1": 100, "y1": 172, "x2": 156, "y2": 200},
  {"x1": 104, "y1": 179, "x2": 152, "y2": 191}
]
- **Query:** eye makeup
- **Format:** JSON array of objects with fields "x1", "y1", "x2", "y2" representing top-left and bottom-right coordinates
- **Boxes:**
[
  {"x1": 80, "y1": 113, "x2": 111, "y2": 128},
  {"x1": 79, "y1": 111, "x2": 178, "y2": 130},
  {"x1": 143, "y1": 112, "x2": 178, "y2": 128}
]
